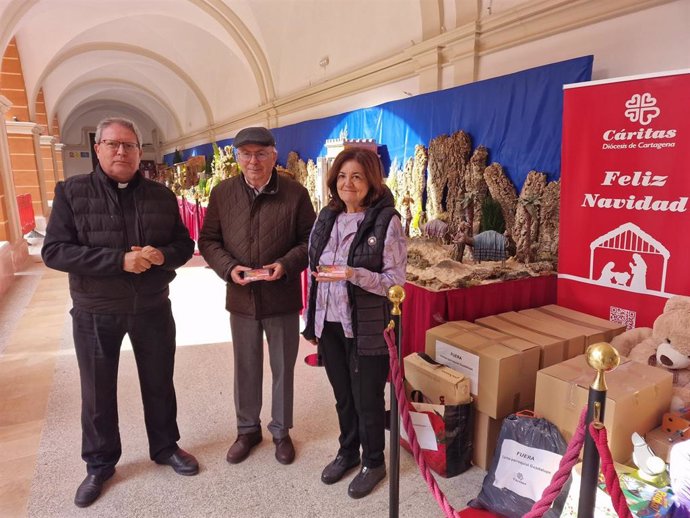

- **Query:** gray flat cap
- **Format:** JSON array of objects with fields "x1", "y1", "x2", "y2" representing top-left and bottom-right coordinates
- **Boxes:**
[{"x1": 233, "y1": 126, "x2": 275, "y2": 148}]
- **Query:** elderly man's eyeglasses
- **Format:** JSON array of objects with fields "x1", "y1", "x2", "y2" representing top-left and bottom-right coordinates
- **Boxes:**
[
  {"x1": 100, "y1": 139, "x2": 140, "y2": 152},
  {"x1": 235, "y1": 150, "x2": 272, "y2": 162}
]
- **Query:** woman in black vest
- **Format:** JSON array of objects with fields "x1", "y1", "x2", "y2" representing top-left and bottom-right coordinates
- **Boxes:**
[{"x1": 303, "y1": 148, "x2": 407, "y2": 498}]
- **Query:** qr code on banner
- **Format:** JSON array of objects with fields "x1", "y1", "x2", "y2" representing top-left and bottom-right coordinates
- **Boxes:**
[{"x1": 610, "y1": 306, "x2": 636, "y2": 330}]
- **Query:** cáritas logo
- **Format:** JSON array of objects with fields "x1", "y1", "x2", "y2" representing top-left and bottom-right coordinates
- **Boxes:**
[
  {"x1": 624, "y1": 92, "x2": 660, "y2": 125},
  {"x1": 601, "y1": 92, "x2": 677, "y2": 149}
]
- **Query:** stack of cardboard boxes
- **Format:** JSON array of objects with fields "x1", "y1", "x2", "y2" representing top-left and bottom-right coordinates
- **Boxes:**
[
  {"x1": 423, "y1": 320, "x2": 540, "y2": 469},
  {"x1": 417, "y1": 304, "x2": 673, "y2": 469},
  {"x1": 534, "y1": 355, "x2": 672, "y2": 463}
]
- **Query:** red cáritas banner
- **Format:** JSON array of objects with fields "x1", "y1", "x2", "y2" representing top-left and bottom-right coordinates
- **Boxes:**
[{"x1": 558, "y1": 70, "x2": 690, "y2": 328}]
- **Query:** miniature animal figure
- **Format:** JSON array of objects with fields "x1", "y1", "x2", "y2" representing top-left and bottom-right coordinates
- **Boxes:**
[
  {"x1": 422, "y1": 218, "x2": 449, "y2": 242},
  {"x1": 454, "y1": 229, "x2": 512, "y2": 264}
]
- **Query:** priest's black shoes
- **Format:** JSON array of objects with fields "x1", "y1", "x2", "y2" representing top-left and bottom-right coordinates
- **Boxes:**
[
  {"x1": 348, "y1": 464, "x2": 386, "y2": 499},
  {"x1": 321, "y1": 454, "x2": 360, "y2": 484},
  {"x1": 74, "y1": 468, "x2": 115, "y2": 508},
  {"x1": 155, "y1": 448, "x2": 199, "y2": 475}
]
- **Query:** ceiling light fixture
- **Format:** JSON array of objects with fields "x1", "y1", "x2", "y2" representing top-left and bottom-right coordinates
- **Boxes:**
[{"x1": 319, "y1": 56, "x2": 329, "y2": 68}]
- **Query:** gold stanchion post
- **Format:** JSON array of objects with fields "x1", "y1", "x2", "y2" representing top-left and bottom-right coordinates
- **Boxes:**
[
  {"x1": 387, "y1": 285, "x2": 405, "y2": 518},
  {"x1": 578, "y1": 342, "x2": 620, "y2": 518}
]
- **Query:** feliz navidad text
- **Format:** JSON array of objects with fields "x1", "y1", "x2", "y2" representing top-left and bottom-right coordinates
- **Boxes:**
[{"x1": 581, "y1": 170, "x2": 687, "y2": 212}]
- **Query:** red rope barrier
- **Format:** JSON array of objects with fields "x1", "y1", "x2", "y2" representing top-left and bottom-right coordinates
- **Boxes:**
[
  {"x1": 384, "y1": 327, "x2": 460, "y2": 518},
  {"x1": 589, "y1": 424, "x2": 634, "y2": 518},
  {"x1": 524, "y1": 408, "x2": 588, "y2": 518},
  {"x1": 387, "y1": 323, "x2": 634, "y2": 518}
]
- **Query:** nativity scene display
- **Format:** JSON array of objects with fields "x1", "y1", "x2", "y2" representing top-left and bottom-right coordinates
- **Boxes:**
[
  {"x1": 167, "y1": 128, "x2": 561, "y2": 291},
  {"x1": 283, "y1": 129, "x2": 560, "y2": 291}
]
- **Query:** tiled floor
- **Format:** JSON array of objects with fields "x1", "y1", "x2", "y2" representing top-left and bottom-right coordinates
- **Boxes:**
[
  {"x1": 0, "y1": 251, "x2": 231, "y2": 517},
  {"x1": 0, "y1": 264, "x2": 70, "y2": 517}
]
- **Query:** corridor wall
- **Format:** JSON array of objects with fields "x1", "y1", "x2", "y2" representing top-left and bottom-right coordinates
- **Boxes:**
[{"x1": 168, "y1": 56, "x2": 593, "y2": 191}]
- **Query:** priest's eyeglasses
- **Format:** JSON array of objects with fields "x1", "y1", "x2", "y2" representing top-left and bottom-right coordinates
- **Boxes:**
[
  {"x1": 235, "y1": 150, "x2": 272, "y2": 162},
  {"x1": 100, "y1": 139, "x2": 140, "y2": 152}
]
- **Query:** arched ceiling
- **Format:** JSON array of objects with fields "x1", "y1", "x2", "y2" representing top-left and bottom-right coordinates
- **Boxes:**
[{"x1": 0, "y1": 0, "x2": 538, "y2": 147}]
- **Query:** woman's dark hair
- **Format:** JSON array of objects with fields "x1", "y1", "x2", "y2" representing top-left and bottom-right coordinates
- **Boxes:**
[{"x1": 326, "y1": 147, "x2": 386, "y2": 212}]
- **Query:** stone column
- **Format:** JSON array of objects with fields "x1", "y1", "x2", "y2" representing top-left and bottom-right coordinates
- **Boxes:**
[
  {"x1": 0, "y1": 95, "x2": 22, "y2": 243},
  {"x1": 54, "y1": 142, "x2": 65, "y2": 181},
  {"x1": 40, "y1": 134, "x2": 57, "y2": 206},
  {"x1": 6, "y1": 120, "x2": 49, "y2": 219},
  {"x1": 0, "y1": 95, "x2": 29, "y2": 275}
]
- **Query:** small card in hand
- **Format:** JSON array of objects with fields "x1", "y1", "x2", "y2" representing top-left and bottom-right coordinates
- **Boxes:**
[
  {"x1": 317, "y1": 265, "x2": 348, "y2": 280},
  {"x1": 242, "y1": 268, "x2": 272, "y2": 281}
]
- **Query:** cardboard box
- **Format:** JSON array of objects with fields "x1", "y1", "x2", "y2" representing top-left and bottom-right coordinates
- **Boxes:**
[
  {"x1": 475, "y1": 314, "x2": 566, "y2": 368},
  {"x1": 534, "y1": 355, "x2": 673, "y2": 463},
  {"x1": 496, "y1": 311, "x2": 586, "y2": 360},
  {"x1": 534, "y1": 304, "x2": 626, "y2": 343},
  {"x1": 644, "y1": 426, "x2": 683, "y2": 463},
  {"x1": 473, "y1": 411, "x2": 503, "y2": 470},
  {"x1": 447, "y1": 321, "x2": 542, "y2": 413},
  {"x1": 518, "y1": 307, "x2": 610, "y2": 347},
  {"x1": 403, "y1": 353, "x2": 471, "y2": 405},
  {"x1": 425, "y1": 323, "x2": 539, "y2": 418}
]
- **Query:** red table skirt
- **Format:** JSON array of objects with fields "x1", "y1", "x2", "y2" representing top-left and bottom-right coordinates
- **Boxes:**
[
  {"x1": 177, "y1": 197, "x2": 207, "y2": 242},
  {"x1": 400, "y1": 275, "x2": 557, "y2": 358}
]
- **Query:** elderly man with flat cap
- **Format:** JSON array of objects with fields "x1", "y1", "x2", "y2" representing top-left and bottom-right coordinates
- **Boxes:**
[{"x1": 199, "y1": 127, "x2": 315, "y2": 465}]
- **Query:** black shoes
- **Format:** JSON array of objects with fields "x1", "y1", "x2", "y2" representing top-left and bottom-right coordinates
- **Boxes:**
[
  {"x1": 226, "y1": 431, "x2": 263, "y2": 464},
  {"x1": 348, "y1": 464, "x2": 386, "y2": 499},
  {"x1": 273, "y1": 435, "x2": 296, "y2": 465},
  {"x1": 75, "y1": 448, "x2": 198, "y2": 507},
  {"x1": 74, "y1": 468, "x2": 115, "y2": 508},
  {"x1": 321, "y1": 455, "x2": 361, "y2": 485},
  {"x1": 155, "y1": 448, "x2": 199, "y2": 475}
]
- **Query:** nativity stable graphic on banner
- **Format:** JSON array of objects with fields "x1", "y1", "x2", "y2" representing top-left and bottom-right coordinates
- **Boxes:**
[{"x1": 558, "y1": 70, "x2": 690, "y2": 328}]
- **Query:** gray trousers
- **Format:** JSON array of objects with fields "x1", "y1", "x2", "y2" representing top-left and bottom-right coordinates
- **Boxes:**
[{"x1": 229, "y1": 312, "x2": 300, "y2": 439}]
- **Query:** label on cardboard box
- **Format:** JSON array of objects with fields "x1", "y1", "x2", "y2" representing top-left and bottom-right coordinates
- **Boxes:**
[
  {"x1": 493, "y1": 439, "x2": 563, "y2": 501},
  {"x1": 435, "y1": 340, "x2": 480, "y2": 394}
]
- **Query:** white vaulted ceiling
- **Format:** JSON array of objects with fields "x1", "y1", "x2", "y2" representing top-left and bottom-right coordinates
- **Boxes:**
[
  {"x1": 0, "y1": 0, "x2": 685, "y2": 154},
  {"x1": 0, "y1": 0, "x2": 439, "y2": 147}
]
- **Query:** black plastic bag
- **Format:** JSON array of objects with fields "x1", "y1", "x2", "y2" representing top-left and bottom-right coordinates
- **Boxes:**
[{"x1": 469, "y1": 412, "x2": 570, "y2": 518}]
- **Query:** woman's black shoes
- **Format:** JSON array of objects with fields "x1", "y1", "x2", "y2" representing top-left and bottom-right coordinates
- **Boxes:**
[
  {"x1": 347, "y1": 465, "x2": 386, "y2": 499},
  {"x1": 320, "y1": 455, "x2": 360, "y2": 484},
  {"x1": 321, "y1": 455, "x2": 386, "y2": 497}
]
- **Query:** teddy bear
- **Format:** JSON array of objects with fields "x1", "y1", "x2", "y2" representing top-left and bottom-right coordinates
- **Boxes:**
[{"x1": 610, "y1": 295, "x2": 690, "y2": 411}]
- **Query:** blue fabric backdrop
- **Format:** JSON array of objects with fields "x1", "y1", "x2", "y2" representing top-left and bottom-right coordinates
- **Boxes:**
[{"x1": 167, "y1": 55, "x2": 593, "y2": 190}]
